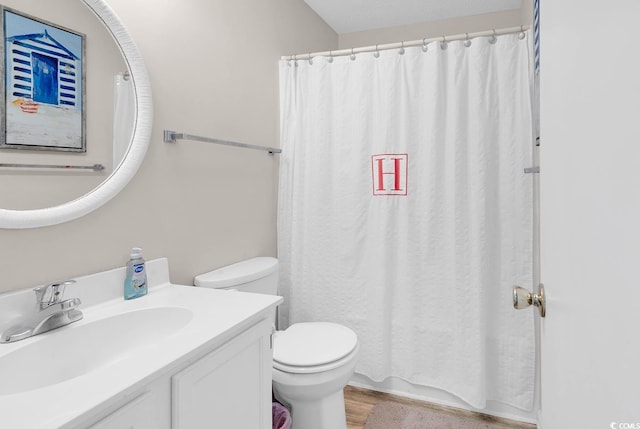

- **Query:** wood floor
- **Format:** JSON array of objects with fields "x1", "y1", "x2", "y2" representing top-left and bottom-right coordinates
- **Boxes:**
[{"x1": 344, "y1": 385, "x2": 536, "y2": 429}]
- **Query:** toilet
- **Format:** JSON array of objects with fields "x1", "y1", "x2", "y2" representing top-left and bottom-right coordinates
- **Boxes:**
[{"x1": 194, "y1": 257, "x2": 359, "y2": 429}]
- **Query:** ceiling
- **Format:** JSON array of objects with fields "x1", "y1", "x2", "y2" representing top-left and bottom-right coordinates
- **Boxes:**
[{"x1": 304, "y1": 0, "x2": 523, "y2": 34}]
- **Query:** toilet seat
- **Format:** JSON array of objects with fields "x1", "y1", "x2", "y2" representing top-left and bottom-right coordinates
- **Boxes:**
[{"x1": 273, "y1": 322, "x2": 358, "y2": 374}]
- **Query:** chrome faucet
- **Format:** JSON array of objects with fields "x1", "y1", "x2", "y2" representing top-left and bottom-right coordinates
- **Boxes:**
[{"x1": 1, "y1": 280, "x2": 83, "y2": 343}]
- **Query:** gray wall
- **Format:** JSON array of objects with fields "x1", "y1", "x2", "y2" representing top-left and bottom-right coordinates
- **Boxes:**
[
  {"x1": 0, "y1": 1, "x2": 531, "y2": 295},
  {"x1": 339, "y1": 9, "x2": 526, "y2": 49},
  {"x1": 0, "y1": 0, "x2": 337, "y2": 294}
]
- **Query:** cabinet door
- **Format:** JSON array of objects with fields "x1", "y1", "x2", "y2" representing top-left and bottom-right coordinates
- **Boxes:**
[
  {"x1": 172, "y1": 319, "x2": 273, "y2": 429},
  {"x1": 89, "y1": 386, "x2": 170, "y2": 429}
]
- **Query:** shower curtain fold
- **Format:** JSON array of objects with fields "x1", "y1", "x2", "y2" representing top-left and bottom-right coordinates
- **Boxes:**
[
  {"x1": 113, "y1": 73, "x2": 135, "y2": 169},
  {"x1": 278, "y1": 33, "x2": 535, "y2": 411}
]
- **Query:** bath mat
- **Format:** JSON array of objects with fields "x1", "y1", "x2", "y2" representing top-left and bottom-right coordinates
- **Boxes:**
[{"x1": 363, "y1": 401, "x2": 513, "y2": 429}]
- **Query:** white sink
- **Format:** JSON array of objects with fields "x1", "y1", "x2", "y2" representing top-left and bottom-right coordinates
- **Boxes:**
[
  {"x1": 0, "y1": 258, "x2": 282, "y2": 429},
  {"x1": 0, "y1": 306, "x2": 192, "y2": 395}
]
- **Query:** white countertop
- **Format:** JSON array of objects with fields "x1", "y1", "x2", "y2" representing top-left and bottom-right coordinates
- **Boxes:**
[{"x1": 0, "y1": 258, "x2": 282, "y2": 429}]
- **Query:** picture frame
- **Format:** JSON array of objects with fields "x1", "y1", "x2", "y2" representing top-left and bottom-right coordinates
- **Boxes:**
[{"x1": 0, "y1": 6, "x2": 86, "y2": 152}]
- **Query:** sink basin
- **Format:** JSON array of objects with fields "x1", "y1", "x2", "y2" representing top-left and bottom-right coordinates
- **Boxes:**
[{"x1": 0, "y1": 306, "x2": 193, "y2": 395}]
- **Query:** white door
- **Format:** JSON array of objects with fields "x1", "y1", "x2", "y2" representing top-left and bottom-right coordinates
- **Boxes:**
[{"x1": 539, "y1": 0, "x2": 640, "y2": 427}]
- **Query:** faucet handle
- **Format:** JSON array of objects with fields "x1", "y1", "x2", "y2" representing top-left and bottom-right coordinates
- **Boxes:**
[{"x1": 34, "y1": 280, "x2": 76, "y2": 308}]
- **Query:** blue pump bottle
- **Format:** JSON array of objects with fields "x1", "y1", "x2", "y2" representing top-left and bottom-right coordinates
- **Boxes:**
[{"x1": 124, "y1": 247, "x2": 147, "y2": 300}]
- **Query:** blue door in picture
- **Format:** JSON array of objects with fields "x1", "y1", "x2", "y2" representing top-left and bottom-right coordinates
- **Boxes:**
[{"x1": 31, "y1": 52, "x2": 59, "y2": 104}]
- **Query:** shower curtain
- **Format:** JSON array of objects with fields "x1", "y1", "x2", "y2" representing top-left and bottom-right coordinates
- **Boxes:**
[
  {"x1": 113, "y1": 73, "x2": 135, "y2": 169},
  {"x1": 278, "y1": 32, "x2": 535, "y2": 411}
]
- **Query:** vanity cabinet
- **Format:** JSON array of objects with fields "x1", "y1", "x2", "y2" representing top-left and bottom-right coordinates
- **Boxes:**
[
  {"x1": 89, "y1": 378, "x2": 170, "y2": 429},
  {"x1": 88, "y1": 319, "x2": 273, "y2": 429},
  {"x1": 0, "y1": 261, "x2": 282, "y2": 429},
  {"x1": 172, "y1": 319, "x2": 273, "y2": 428}
]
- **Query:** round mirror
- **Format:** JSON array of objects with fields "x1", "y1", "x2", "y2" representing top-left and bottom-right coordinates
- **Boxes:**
[{"x1": 0, "y1": 0, "x2": 152, "y2": 228}]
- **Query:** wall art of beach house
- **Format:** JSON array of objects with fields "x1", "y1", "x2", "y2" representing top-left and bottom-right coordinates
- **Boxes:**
[{"x1": 1, "y1": 7, "x2": 85, "y2": 152}]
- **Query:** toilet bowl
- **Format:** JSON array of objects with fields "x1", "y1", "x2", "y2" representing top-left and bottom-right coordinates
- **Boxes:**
[
  {"x1": 271, "y1": 322, "x2": 359, "y2": 429},
  {"x1": 194, "y1": 258, "x2": 359, "y2": 429}
]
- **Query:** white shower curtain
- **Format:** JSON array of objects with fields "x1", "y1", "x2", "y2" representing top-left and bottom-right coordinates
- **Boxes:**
[
  {"x1": 113, "y1": 73, "x2": 135, "y2": 169},
  {"x1": 278, "y1": 33, "x2": 535, "y2": 411}
]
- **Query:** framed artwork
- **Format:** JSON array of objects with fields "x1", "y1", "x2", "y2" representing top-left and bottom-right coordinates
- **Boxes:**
[{"x1": 0, "y1": 7, "x2": 85, "y2": 152}]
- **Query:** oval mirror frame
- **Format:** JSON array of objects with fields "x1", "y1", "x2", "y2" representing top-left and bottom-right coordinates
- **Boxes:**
[{"x1": 0, "y1": 0, "x2": 152, "y2": 229}]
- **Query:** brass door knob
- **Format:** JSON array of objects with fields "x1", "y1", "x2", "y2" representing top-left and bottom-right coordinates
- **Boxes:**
[{"x1": 513, "y1": 284, "x2": 546, "y2": 317}]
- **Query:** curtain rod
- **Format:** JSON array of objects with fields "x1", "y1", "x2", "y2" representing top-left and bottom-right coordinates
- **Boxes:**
[{"x1": 281, "y1": 25, "x2": 530, "y2": 61}]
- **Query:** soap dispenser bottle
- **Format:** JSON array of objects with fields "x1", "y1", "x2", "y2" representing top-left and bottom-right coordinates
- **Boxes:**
[{"x1": 124, "y1": 247, "x2": 148, "y2": 300}]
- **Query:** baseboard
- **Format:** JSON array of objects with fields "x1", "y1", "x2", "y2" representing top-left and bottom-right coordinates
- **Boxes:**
[{"x1": 349, "y1": 373, "x2": 538, "y2": 425}]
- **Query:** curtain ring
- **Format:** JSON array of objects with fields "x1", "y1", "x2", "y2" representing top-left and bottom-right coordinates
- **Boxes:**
[
  {"x1": 327, "y1": 50, "x2": 333, "y2": 63},
  {"x1": 440, "y1": 36, "x2": 448, "y2": 50},
  {"x1": 399, "y1": 41, "x2": 405, "y2": 55},
  {"x1": 489, "y1": 29, "x2": 497, "y2": 44},
  {"x1": 374, "y1": 44, "x2": 380, "y2": 58},
  {"x1": 308, "y1": 53, "x2": 313, "y2": 65},
  {"x1": 350, "y1": 47, "x2": 356, "y2": 61},
  {"x1": 421, "y1": 38, "x2": 428, "y2": 53},
  {"x1": 293, "y1": 53, "x2": 298, "y2": 67},
  {"x1": 519, "y1": 25, "x2": 526, "y2": 40},
  {"x1": 464, "y1": 33, "x2": 472, "y2": 47}
]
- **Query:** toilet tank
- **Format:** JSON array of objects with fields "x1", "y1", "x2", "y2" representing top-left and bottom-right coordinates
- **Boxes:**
[{"x1": 194, "y1": 257, "x2": 279, "y2": 295}]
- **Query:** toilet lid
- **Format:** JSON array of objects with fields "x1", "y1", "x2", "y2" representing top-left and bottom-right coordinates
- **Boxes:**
[{"x1": 273, "y1": 322, "x2": 358, "y2": 367}]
